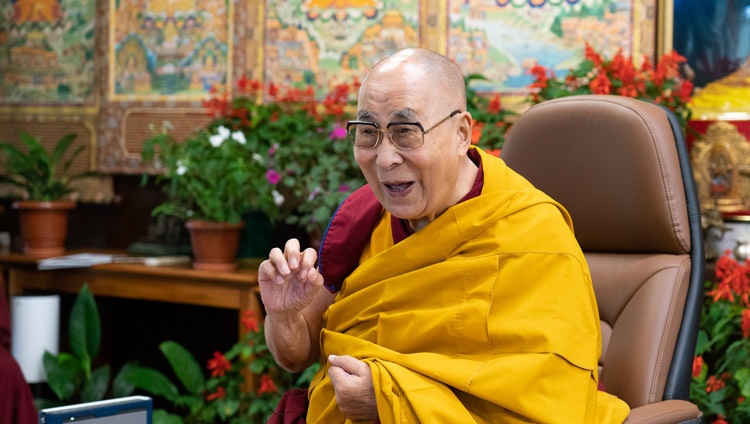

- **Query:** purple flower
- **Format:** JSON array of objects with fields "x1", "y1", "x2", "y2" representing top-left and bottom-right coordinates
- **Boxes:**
[
  {"x1": 266, "y1": 169, "x2": 281, "y2": 184},
  {"x1": 269, "y1": 143, "x2": 279, "y2": 155},
  {"x1": 330, "y1": 127, "x2": 347, "y2": 140},
  {"x1": 338, "y1": 184, "x2": 350, "y2": 193}
]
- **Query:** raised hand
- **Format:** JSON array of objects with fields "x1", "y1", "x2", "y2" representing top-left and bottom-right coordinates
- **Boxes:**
[{"x1": 258, "y1": 238, "x2": 325, "y2": 315}]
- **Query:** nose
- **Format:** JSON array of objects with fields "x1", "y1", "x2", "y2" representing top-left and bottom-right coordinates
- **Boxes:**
[{"x1": 374, "y1": 132, "x2": 404, "y2": 169}]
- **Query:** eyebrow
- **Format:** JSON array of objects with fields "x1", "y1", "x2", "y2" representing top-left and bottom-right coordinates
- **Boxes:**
[{"x1": 356, "y1": 108, "x2": 419, "y2": 122}]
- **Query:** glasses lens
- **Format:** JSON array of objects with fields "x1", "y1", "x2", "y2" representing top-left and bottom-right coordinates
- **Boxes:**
[
  {"x1": 348, "y1": 123, "x2": 379, "y2": 148},
  {"x1": 388, "y1": 124, "x2": 424, "y2": 149}
]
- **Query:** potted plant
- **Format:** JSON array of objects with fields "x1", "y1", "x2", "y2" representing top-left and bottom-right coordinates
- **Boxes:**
[
  {"x1": 143, "y1": 76, "x2": 367, "y2": 259},
  {"x1": 0, "y1": 132, "x2": 95, "y2": 257},
  {"x1": 142, "y1": 121, "x2": 270, "y2": 271}
]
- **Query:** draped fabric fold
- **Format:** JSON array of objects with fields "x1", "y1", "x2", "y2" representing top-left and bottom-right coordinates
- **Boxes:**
[{"x1": 308, "y1": 148, "x2": 629, "y2": 423}]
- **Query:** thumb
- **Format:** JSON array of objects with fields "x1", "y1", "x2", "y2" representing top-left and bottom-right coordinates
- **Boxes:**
[{"x1": 328, "y1": 354, "x2": 367, "y2": 376}]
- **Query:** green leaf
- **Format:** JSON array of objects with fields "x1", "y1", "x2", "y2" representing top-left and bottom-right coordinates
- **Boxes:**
[
  {"x1": 159, "y1": 341, "x2": 205, "y2": 395},
  {"x1": 296, "y1": 362, "x2": 321, "y2": 387},
  {"x1": 153, "y1": 409, "x2": 185, "y2": 424},
  {"x1": 81, "y1": 365, "x2": 110, "y2": 402},
  {"x1": 43, "y1": 351, "x2": 83, "y2": 401},
  {"x1": 736, "y1": 368, "x2": 750, "y2": 398},
  {"x1": 69, "y1": 284, "x2": 101, "y2": 379},
  {"x1": 111, "y1": 361, "x2": 139, "y2": 398},
  {"x1": 124, "y1": 365, "x2": 182, "y2": 403}
]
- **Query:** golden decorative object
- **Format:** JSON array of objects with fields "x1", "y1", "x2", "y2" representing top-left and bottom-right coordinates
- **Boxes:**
[
  {"x1": 690, "y1": 58, "x2": 750, "y2": 119},
  {"x1": 691, "y1": 121, "x2": 750, "y2": 213}
]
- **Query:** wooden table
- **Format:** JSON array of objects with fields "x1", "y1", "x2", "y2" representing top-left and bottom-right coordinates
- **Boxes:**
[{"x1": 0, "y1": 252, "x2": 264, "y2": 338}]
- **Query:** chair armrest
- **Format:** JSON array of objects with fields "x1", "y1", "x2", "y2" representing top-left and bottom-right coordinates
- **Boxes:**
[{"x1": 624, "y1": 400, "x2": 702, "y2": 424}]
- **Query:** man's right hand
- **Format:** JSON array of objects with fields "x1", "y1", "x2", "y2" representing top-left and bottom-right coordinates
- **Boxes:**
[
  {"x1": 259, "y1": 238, "x2": 333, "y2": 372},
  {"x1": 258, "y1": 238, "x2": 325, "y2": 317}
]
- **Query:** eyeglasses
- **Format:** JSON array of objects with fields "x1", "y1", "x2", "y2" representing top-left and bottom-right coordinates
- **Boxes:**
[{"x1": 346, "y1": 110, "x2": 462, "y2": 150}]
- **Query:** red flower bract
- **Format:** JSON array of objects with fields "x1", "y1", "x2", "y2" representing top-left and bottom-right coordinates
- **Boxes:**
[
  {"x1": 526, "y1": 42, "x2": 693, "y2": 137},
  {"x1": 258, "y1": 374, "x2": 278, "y2": 395},
  {"x1": 706, "y1": 375, "x2": 726, "y2": 393},
  {"x1": 207, "y1": 351, "x2": 232, "y2": 377},
  {"x1": 241, "y1": 310, "x2": 260, "y2": 333},
  {"x1": 692, "y1": 356, "x2": 703, "y2": 378},
  {"x1": 206, "y1": 386, "x2": 226, "y2": 401}
]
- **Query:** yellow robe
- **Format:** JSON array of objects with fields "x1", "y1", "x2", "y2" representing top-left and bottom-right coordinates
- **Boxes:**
[{"x1": 308, "y1": 148, "x2": 630, "y2": 423}]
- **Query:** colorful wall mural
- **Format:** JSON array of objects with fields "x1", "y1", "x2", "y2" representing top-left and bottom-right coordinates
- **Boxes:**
[
  {"x1": 0, "y1": 0, "x2": 666, "y2": 174},
  {"x1": 109, "y1": 0, "x2": 232, "y2": 100},
  {"x1": 265, "y1": 0, "x2": 420, "y2": 90},
  {"x1": 448, "y1": 0, "x2": 654, "y2": 95},
  {"x1": 0, "y1": 0, "x2": 97, "y2": 104}
]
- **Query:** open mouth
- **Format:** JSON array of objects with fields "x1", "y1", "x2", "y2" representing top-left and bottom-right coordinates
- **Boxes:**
[{"x1": 384, "y1": 182, "x2": 413, "y2": 194}]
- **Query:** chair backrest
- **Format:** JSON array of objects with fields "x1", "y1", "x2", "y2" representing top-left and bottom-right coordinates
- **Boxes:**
[{"x1": 501, "y1": 95, "x2": 704, "y2": 408}]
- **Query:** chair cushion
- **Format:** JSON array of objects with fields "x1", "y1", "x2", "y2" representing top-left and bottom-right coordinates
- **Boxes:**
[
  {"x1": 587, "y1": 252, "x2": 691, "y2": 408},
  {"x1": 502, "y1": 96, "x2": 691, "y2": 255}
]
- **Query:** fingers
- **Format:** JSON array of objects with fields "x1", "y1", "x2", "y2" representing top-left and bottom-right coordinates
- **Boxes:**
[
  {"x1": 284, "y1": 238, "x2": 302, "y2": 270},
  {"x1": 328, "y1": 354, "x2": 378, "y2": 421},
  {"x1": 260, "y1": 239, "x2": 320, "y2": 285},
  {"x1": 328, "y1": 355, "x2": 368, "y2": 377}
]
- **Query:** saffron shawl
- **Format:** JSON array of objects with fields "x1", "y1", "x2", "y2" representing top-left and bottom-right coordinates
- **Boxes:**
[{"x1": 309, "y1": 148, "x2": 629, "y2": 423}]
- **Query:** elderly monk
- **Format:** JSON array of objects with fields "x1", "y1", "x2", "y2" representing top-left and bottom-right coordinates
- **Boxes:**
[{"x1": 258, "y1": 48, "x2": 630, "y2": 423}]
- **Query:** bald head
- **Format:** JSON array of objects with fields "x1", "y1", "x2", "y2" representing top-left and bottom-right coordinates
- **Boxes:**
[{"x1": 362, "y1": 48, "x2": 467, "y2": 112}]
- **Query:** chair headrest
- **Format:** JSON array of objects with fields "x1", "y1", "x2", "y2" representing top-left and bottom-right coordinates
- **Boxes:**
[{"x1": 501, "y1": 95, "x2": 691, "y2": 254}]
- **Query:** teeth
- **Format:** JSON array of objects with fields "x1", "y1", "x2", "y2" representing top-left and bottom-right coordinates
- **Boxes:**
[{"x1": 387, "y1": 183, "x2": 409, "y2": 192}]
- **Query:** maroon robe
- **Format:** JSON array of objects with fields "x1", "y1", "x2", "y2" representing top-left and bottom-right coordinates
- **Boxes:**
[{"x1": 0, "y1": 278, "x2": 38, "y2": 424}]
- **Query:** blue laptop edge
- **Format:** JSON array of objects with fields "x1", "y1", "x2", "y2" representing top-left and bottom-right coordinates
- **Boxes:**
[{"x1": 39, "y1": 395, "x2": 153, "y2": 424}]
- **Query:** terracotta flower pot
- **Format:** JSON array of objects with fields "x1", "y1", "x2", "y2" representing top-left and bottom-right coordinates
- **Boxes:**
[
  {"x1": 185, "y1": 220, "x2": 245, "y2": 272},
  {"x1": 13, "y1": 200, "x2": 76, "y2": 257}
]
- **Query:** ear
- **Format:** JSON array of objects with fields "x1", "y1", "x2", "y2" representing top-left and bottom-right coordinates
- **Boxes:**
[{"x1": 456, "y1": 111, "x2": 473, "y2": 153}]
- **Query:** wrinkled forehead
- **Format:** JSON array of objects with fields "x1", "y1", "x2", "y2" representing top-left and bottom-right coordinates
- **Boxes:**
[{"x1": 357, "y1": 65, "x2": 437, "y2": 120}]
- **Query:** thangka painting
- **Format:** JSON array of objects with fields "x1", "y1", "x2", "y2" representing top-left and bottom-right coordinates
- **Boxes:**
[
  {"x1": 265, "y1": 0, "x2": 420, "y2": 91},
  {"x1": 109, "y1": 0, "x2": 233, "y2": 101},
  {"x1": 448, "y1": 0, "x2": 657, "y2": 97},
  {"x1": 0, "y1": 0, "x2": 97, "y2": 104}
]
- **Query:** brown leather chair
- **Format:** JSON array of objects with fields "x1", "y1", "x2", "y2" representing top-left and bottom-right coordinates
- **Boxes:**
[{"x1": 501, "y1": 95, "x2": 703, "y2": 423}]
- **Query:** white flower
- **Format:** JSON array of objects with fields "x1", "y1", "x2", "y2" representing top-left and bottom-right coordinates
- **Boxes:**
[
  {"x1": 176, "y1": 164, "x2": 187, "y2": 175},
  {"x1": 209, "y1": 126, "x2": 231, "y2": 147},
  {"x1": 231, "y1": 131, "x2": 246, "y2": 145},
  {"x1": 272, "y1": 190, "x2": 284, "y2": 206},
  {"x1": 252, "y1": 153, "x2": 264, "y2": 164}
]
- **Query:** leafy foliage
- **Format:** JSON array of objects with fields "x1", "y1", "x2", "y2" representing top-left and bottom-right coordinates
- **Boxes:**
[
  {"x1": 143, "y1": 76, "x2": 366, "y2": 237},
  {"x1": 41, "y1": 285, "x2": 139, "y2": 407},
  {"x1": 691, "y1": 253, "x2": 750, "y2": 423},
  {"x1": 125, "y1": 310, "x2": 319, "y2": 423},
  {"x1": 142, "y1": 123, "x2": 269, "y2": 224},
  {"x1": 0, "y1": 133, "x2": 96, "y2": 201},
  {"x1": 464, "y1": 73, "x2": 516, "y2": 154},
  {"x1": 526, "y1": 42, "x2": 694, "y2": 135}
]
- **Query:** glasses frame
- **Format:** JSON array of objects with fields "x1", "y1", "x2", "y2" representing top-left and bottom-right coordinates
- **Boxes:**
[{"x1": 346, "y1": 109, "x2": 462, "y2": 150}]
